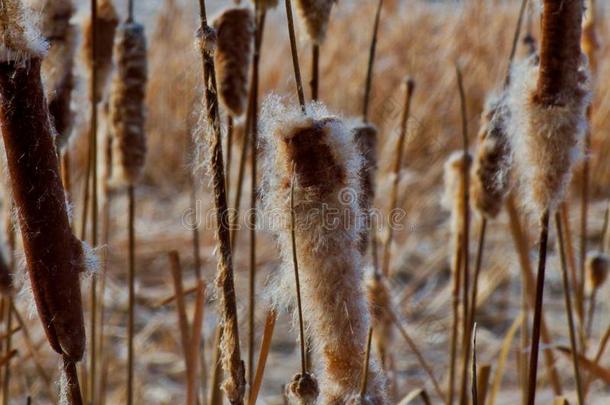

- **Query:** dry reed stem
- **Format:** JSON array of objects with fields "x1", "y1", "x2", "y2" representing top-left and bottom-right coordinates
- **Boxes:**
[
  {"x1": 169, "y1": 251, "x2": 195, "y2": 404},
  {"x1": 208, "y1": 327, "x2": 224, "y2": 405},
  {"x1": 366, "y1": 273, "x2": 392, "y2": 370},
  {"x1": 388, "y1": 309, "x2": 444, "y2": 402},
  {"x1": 0, "y1": 349, "x2": 16, "y2": 368},
  {"x1": 196, "y1": 3, "x2": 245, "y2": 402},
  {"x1": 359, "y1": 327, "x2": 374, "y2": 399},
  {"x1": 310, "y1": 44, "x2": 319, "y2": 101},
  {"x1": 189, "y1": 280, "x2": 206, "y2": 405},
  {"x1": 505, "y1": 196, "x2": 562, "y2": 395},
  {"x1": 584, "y1": 325, "x2": 610, "y2": 394},
  {"x1": 126, "y1": 184, "x2": 136, "y2": 405},
  {"x1": 488, "y1": 312, "x2": 523, "y2": 405},
  {"x1": 110, "y1": 22, "x2": 148, "y2": 186},
  {"x1": 0, "y1": 33, "x2": 85, "y2": 365},
  {"x1": 285, "y1": 0, "x2": 306, "y2": 110},
  {"x1": 476, "y1": 364, "x2": 491, "y2": 405},
  {"x1": 354, "y1": 124, "x2": 378, "y2": 255},
  {"x1": 381, "y1": 78, "x2": 415, "y2": 276},
  {"x1": 362, "y1": 0, "x2": 383, "y2": 122},
  {"x1": 213, "y1": 7, "x2": 254, "y2": 117},
  {"x1": 62, "y1": 355, "x2": 84, "y2": 405},
  {"x1": 248, "y1": 310, "x2": 277, "y2": 405},
  {"x1": 397, "y1": 389, "x2": 432, "y2": 405},
  {"x1": 248, "y1": 8, "x2": 266, "y2": 389},
  {"x1": 554, "y1": 214, "x2": 584, "y2": 405},
  {"x1": 83, "y1": 0, "x2": 118, "y2": 102}
]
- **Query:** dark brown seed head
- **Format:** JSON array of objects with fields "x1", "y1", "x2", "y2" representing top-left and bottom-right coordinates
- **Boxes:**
[
  {"x1": 587, "y1": 252, "x2": 609, "y2": 290},
  {"x1": 295, "y1": 0, "x2": 336, "y2": 44},
  {"x1": 213, "y1": 7, "x2": 254, "y2": 117},
  {"x1": 110, "y1": 22, "x2": 148, "y2": 186},
  {"x1": 286, "y1": 372, "x2": 320, "y2": 405}
]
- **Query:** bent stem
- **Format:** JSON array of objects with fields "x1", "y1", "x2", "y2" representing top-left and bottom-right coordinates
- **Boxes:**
[
  {"x1": 290, "y1": 174, "x2": 307, "y2": 374},
  {"x1": 554, "y1": 214, "x2": 584, "y2": 405},
  {"x1": 526, "y1": 209, "x2": 550, "y2": 405},
  {"x1": 362, "y1": 0, "x2": 384, "y2": 122},
  {"x1": 284, "y1": 0, "x2": 305, "y2": 110}
]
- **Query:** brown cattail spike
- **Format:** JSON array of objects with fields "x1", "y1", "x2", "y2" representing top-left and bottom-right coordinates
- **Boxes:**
[
  {"x1": 213, "y1": 8, "x2": 254, "y2": 117},
  {"x1": 37, "y1": 0, "x2": 77, "y2": 148},
  {"x1": 261, "y1": 99, "x2": 388, "y2": 403},
  {"x1": 353, "y1": 124, "x2": 378, "y2": 254},
  {"x1": 0, "y1": 3, "x2": 85, "y2": 361},
  {"x1": 586, "y1": 252, "x2": 609, "y2": 290},
  {"x1": 535, "y1": 0, "x2": 584, "y2": 106},
  {"x1": 110, "y1": 22, "x2": 147, "y2": 186},
  {"x1": 295, "y1": 0, "x2": 336, "y2": 44},
  {"x1": 286, "y1": 372, "x2": 320, "y2": 405},
  {"x1": 83, "y1": 0, "x2": 119, "y2": 102},
  {"x1": 472, "y1": 94, "x2": 511, "y2": 219},
  {"x1": 507, "y1": 0, "x2": 589, "y2": 213},
  {"x1": 443, "y1": 151, "x2": 473, "y2": 239}
]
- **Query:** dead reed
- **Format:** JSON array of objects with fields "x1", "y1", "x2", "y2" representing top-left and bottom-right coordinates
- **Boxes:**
[{"x1": 196, "y1": 1, "x2": 246, "y2": 402}]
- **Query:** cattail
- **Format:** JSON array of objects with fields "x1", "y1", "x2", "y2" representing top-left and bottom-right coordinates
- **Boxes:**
[
  {"x1": 0, "y1": 0, "x2": 85, "y2": 362},
  {"x1": 212, "y1": 8, "x2": 254, "y2": 117},
  {"x1": 365, "y1": 273, "x2": 392, "y2": 368},
  {"x1": 471, "y1": 94, "x2": 511, "y2": 219},
  {"x1": 353, "y1": 123, "x2": 378, "y2": 254},
  {"x1": 83, "y1": 0, "x2": 119, "y2": 102},
  {"x1": 109, "y1": 22, "x2": 147, "y2": 186},
  {"x1": 587, "y1": 252, "x2": 609, "y2": 289},
  {"x1": 253, "y1": 0, "x2": 279, "y2": 10},
  {"x1": 261, "y1": 98, "x2": 387, "y2": 402},
  {"x1": 35, "y1": 0, "x2": 77, "y2": 148},
  {"x1": 286, "y1": 372, "x2": 320, "y2": 405},
  {"x1": 295, "y1": 0, "x2": 336, "y2": 44},
  {"x1": 443, "y1": 151, "x2": 473, "y2": 243},
  {"x1": 507, "y1": 0, "x2": 589, "y2": 214}
]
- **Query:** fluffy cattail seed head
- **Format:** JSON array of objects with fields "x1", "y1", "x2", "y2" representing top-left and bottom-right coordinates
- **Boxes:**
[
  {"x1": 286, "y1": 372, "x2": 320, "y2": 405},
  {"x1": 261, "y1": 97, "x2": 388, "y2": 402},
  {"x1": 295, "y1": 0, "x2": 336, "y2": 44},
  {"x1": 353, "y1": 123, "x2": 378, "y2": 254},
  {"x1": 507, "y1": 0, "x2": 589, "y2": 214},
  {"x1": 0, "y1": 0, "x2": 47, "y2": 61},
  {"x1": 35, "y1": 0, "x2": 77, "y2": 148},
  {"x1": 472, "y1": 93, "x2": 511, "y2": 219},
  {"x1": 212, "y1": 8, "x2": 254, "y2": 117},
  {"x1": 587, "y1": 252, "x2": 609, "y2": 290},
  {"x1": 109, "y1": 22, "x2": 148, "y2": 186},
  {"x1": 83, "y1": 0, "x2": 119, "y2": 102},
  {"x1": 0, "y1": 8, "x2": 85, "y2": 360}
]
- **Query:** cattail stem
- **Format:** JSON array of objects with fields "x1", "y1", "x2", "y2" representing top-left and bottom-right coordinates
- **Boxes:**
[
  {"x1": 248, "y1": 310, "x2": 276, "y2": 405},
  {"x1": 248, "y1": 8, "x2": 266, "y2": 390},
  {"x1": 448, "y1": 235, "x2": 463, "y2": 405},
  {"x1": 600, "y1": 199, "x2": 610, "y2": 252},
  {"x1": 471, "y1": 324, "x2": 478, "y2": 405},
  {"x1": 554, "y1": 213, "x2": 584, "y2": 405},
  {"x1": 526, "y1": 209, "x2": 550, "y2": 405},
  {"x1": 460, "y1": 218, "x2": 487, "y2": 405},
  {"x1": 127, "y1": 0, "x2": 134, "y2": 23},
  {"x1": 290, "y1": 175, "x2": 307, "y2": 374},
  {"x1": 504, "y1": 0, "x2": 529, "y2": 87},
  {"x1": 362, "y1": 0, "x2": 383, "y2": 122},
  {"x1": 310, "y1": 44, "x2": 319, "y2": 101},
  {"x1": 87, "y1": 1, "x2": 100, "y2": 401},
  {"x1": 1, "y1": 297, "x2": 11, "y2": 405},
  {"x1": 285, "y1": 0, "x2": 306, "y2": 110},
  {"x1": 506, "y1": 196, "x2": 562, "y2": 395},
  {"x1": 456, "y1": 65, "x2": 472, "y2": 405},
  {"x1": 226, "y1": 116, "x2": 233, "y2": 198},
  {"x1": 127, "y1": 185, "x2": 136, "y2": 405},
  {"x1": 359, "y1": 328, "x2": 374, "y2": 399},
  {"x1": 63, "y1": 355, "x2": 84, "y2": 405},
  {"x1": 584, "y1": 325, "x2": 610, "y2": 395},
  {"x1": 196, "y1": 0, "x2": 245, "y2": 401},
  {"x1": 586, "y1": 288, "x2": 597, "y2": 337},
  {"x1": 382, "y1": 78, "x2": 415, "y2": 276},
  {"x1": 209, "y1": 327, "x2": 224, "y2": 405}
]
